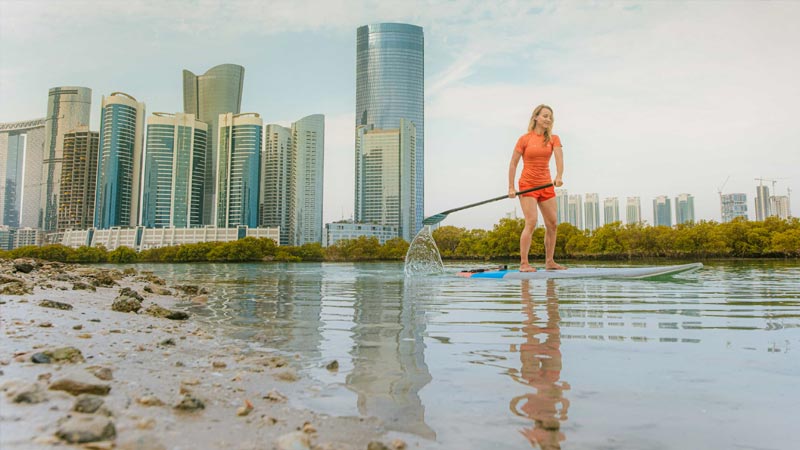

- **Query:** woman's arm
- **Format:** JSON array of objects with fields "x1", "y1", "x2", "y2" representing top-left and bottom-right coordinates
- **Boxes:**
[
  {"x1": 553, "y1": 146, "x2": 564, "y2": 187},
  {"x1": 508, "y1": 150, "x2": 522, "y2": 197}
]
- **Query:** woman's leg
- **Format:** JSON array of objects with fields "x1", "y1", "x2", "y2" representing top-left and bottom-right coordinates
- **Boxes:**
[
  {"x1": 538, "y1": 198, "x2": 566, "y2": 270},
  {"x1": 519, "y1": 196, "x2": 539, "y2": 272}
]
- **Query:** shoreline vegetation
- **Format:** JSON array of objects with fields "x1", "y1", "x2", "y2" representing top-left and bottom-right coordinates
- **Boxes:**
[{"x1": 1, "y1": 217, "x2": 797, "y2": 264}]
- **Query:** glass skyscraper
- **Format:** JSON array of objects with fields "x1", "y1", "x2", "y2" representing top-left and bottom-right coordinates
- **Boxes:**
[
  {"x1": 261, "y1": 124, "x2": 294, "y2": 245},
  {"x1": 555, "y1": 189, "x2": 569, "y2": 224},
  {"x1": 626, "y1": 197, "x2": 642, "y2": 225},
  {"x1": 142, "y1": 113, "x2": 207, "y2": 228},
  {"x1": 293, "y1": 114, "x2": 325, "y2": 245},
  {"x1": 584, "y1": 193, "x2": 601, "y2": 231},
  {"x1": 356, "y1": 23, "x2": 424, "y2": 237},
  {"x1": 355, "y1": 119, "x2": 416, "y2": 241},
  {"x1": 653, "y1": 195, "x2": 672, "y2": 227},
  {"x1": 568, "y1": 194, "x2": 583, "y2": 230},
  {"x1": 216, "y1": 113, "x2": 262, "y2": 228},
  {"x1": 95, "y1": 93, "x2": 145, "y2": 229},
  {"x1": 183, "y1": 64, "x2": 244, "y2": 225},
  {"x1": 674, "y1": 193, "x2": 695, "y2": 224},
  {"x1": 604, "y1": 197, "x2": 620, "y2": 225},
  {"x1": 41, "y1": 86, "x2": 91, "y2": 232},
  {"x1": 0, "y1": 119, "x2": 45, "y2": 229}
]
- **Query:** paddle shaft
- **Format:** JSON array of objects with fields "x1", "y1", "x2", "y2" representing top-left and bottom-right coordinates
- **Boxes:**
[{"x1": 436, "y1": 182, "x2": 554, "y2": 216}]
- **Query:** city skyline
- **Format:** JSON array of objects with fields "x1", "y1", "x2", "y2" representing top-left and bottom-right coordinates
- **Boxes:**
[{"x1": 1, "y1": 1, "x2": 799, "y2": 230}]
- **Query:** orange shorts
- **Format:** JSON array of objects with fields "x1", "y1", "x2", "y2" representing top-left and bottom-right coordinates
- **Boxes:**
[{"x1": 519, "y1": 184, "x2": 555, "y2": 201}]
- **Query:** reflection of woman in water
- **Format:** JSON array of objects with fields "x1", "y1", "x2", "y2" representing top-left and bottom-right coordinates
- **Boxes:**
[{"x1": 509, "y1": 280, "x2": 570, "y2": 449}]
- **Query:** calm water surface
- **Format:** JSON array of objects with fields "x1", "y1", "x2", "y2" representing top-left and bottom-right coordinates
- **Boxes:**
[{"x1": 136, "y1": 261, "x2": 800, "y2": 450}]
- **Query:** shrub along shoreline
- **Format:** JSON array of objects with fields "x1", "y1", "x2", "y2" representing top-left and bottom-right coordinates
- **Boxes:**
[{"x1": 1, "y1": 217, "x2": 797, "y2": 264}]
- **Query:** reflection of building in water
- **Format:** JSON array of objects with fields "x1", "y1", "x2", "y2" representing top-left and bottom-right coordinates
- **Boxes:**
[
  {"x1": 346, "y1": 277, "x2": 435, "y2": 438},
  {"x1": 510, "y1": 280, "x2": 570, "y2": 449}
]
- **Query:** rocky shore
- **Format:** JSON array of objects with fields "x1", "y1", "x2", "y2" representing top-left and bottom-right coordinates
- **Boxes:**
[{"x1": 0, "y1": 259, "x2": 414, "y2": 450}]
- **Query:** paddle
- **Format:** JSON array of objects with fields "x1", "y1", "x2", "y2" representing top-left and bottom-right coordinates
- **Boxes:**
[{"x1": 422, "y1": 182, "x2": 554, "y2": 226}]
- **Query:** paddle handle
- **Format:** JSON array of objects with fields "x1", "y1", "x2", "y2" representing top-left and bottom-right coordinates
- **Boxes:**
[{"x1": 438, "y1": 182, "x2": 554, "y2": 216}]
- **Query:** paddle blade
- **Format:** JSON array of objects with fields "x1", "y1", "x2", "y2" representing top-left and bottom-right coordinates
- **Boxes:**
[{"x1": 422, "y1": 214, "x2": 447, "y2": 226}]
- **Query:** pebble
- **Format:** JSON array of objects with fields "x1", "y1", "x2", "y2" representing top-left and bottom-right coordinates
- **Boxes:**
[
  {"x1": 325, "y1": 360, "x2": 339, "y2": 371},
  {"x1": 39, "y1": 299, "x2": 73, "y2": 310},
  {"x1": 55, "y1": 413, "x2": 116, "y2": 443},
  {"x1": 174, "y1": 394, "x2": 205, "y2": 411},
  {"x1": 6, "y1": 381, "x2": 48, "y2": 404},
  {"x1": 236, "y1": 399, "x2": 254, "y2": 416},
  {"x1": 73, "y1": 394, "x2": 106, "y2": 413},
  {"x1": 49, "y1": 370, "x2": 112, "y2": 396},
  {"x1": 137, "y1": 395, "x2": 165, "y2": 407}
]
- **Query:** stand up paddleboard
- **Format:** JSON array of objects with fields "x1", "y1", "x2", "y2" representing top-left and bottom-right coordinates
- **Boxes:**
[{"x1": 458, "y1": 263, "x2": 703, "y2": 280}]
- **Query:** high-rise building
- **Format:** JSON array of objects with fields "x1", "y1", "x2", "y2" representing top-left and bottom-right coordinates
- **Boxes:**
[
  {"x1": 674, "y1": 193, "x2": 695, "y2": 224},
  {"x1": 755, "y1": 184, "x2": 770, "y2": 221},
  {"x1": 584, "y1": 193, "x2": 600, "y2": 231},
  {"x1": 626, "y1": 196, "x2": 642, "y2": 225},
  {"x1": 261, "y1": 115, "x2": 325, "y2": 246},
  {"x1": 261, "y1": 124, "x2": 294, "y2": 246},
  {"x1": 721, "y1": 193, "x2": 748, "y2": 222},
  {"x1": 356, "y1": 23, "x2": 424, "y2": 236},
  {"x1": 770, "y1": 195, "x2": 791, "y2": 219},
  {"x1": 41, "y1": 87, "x2": 91, "y2": 232},
  {"x1": 94, "y1": 93, "x2": 145, "y2": 229},
  {"x1": 183, "y1": 64, "x2": 244, "y2": 225},
  {"x1": 603, "y1": 197, "x2": 620, "y2": 225},
  {"x1": 653, "y1": 195, "x2": 672, "y2": 227},
  {"x1": 567, "y1": 194, "x2": 583, "y2": 230},
  {"x1": 216, "y1": 113, "x2": 262, "y2": 228},
  {"x1": 57, "y1": 128, "x2": 99, "y2": 232},
  {"x1": 0, "y1": 119, "x2": 45, "y2": 229},
  {"x1": 555, "y1": 189, "x2": 569, "y2": 224},
  {"x1": 141, "y1": 113, "x2": 207, "y2": 228},
  {"x1": 355, "y1": 120, "x2": 416, "y2": 241},
  {"x1": 293, "y1": 114, "x2": 325, "y2": 245}
]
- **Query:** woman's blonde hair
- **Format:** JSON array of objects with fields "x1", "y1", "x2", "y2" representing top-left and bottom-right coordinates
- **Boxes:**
[{"x1": 527, "y1": 104, "x2": 553, "y2": 144}]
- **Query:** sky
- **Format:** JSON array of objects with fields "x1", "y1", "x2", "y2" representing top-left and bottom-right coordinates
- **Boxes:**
[{"x1": 1, "y1": 0, "x2": 799, "y2": 230}]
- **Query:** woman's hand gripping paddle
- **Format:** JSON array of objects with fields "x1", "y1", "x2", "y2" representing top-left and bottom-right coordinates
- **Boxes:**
[{"x1": 422, "y1": 182, "x2": 554, "y2": 226}]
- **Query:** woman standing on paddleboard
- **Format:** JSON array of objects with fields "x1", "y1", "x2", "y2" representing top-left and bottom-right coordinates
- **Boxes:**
[{"x1": 508, "y1": 104, "x2": 566, "y2": 272}]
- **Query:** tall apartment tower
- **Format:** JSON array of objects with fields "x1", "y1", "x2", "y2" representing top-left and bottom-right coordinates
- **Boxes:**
[
  {"x1": 261, "y1": 115, "x2": 325, "y2": 245},
  {"x1": 603, "y1": 197, "x2": 620, "y2": 225},
  {"x1": 41, "y1": 87, "x2": 91, "y2": 232},
  {"x1": 584, "y1": 193, "x2": 600, "y2": 231},
  {"x1": 355, "y1": 120, "x2": 416, "y2": 241},
  {"x1": 674, "y1": 193, "x2": 695, "y2": 224},
  {"x1": 261, "y1": 124, "x2": 294, "y2": 245},
  {"x1": 555, "y1": 189, "x2": 569, "y2": 224},
  {"x1": 141, "y1": 113, "x2": 207, "y2": 228},
  {"x1": 770, "y1": 195, "x2": 791, "y2": 219},
  {"x1": 626, "y1": 197, "x2": 642, "y2": 225},
  {"x1": 293, "y1": 114, "x2": 325, "y2": 245},
  {"x1": 356, "y1": 23, "x2": 424, "y2": 236},
  {"x1": 0, "y1": 119, "x2": 45, "y2": 229},
  {"x1": 721, "y1": 193, "x2": 748, "y2": 222},
  {"x1": 216, "y1": 113, "x2": 262, "y2": 228},
  {"x1": 567, "y1": 194, "x2": 583, "y2": 230},
  {"x1": 94, "y1": 93, "x2": 145, "y2": 229},
  {"x1": 57, "y1": 128, "x2": 99, "y2": 232},
  {"x1": 183, "y1": 64, "x2": 244, "y2": 225},
  {"x1": 755, "y1": 184, "x2": 770, "y2": 221},
  {"x1": 653, "y1": 195, "x2": 672, "y2": 227}
]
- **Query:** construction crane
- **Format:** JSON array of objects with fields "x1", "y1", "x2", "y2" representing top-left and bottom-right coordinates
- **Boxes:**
[
  {"x1": 717, "y1": 176, "x2": 730, "y2": 197},
  {"x1": 755, "y1": 177, "x2": 789, "y2": 193}
]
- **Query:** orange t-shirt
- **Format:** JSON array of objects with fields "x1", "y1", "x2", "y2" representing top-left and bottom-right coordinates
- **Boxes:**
[{"x1": 514, "y1": 132, "x2": 562, "y2": 186}]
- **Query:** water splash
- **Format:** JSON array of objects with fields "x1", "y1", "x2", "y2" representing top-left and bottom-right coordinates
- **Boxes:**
[{"x1": 404, "y1": 225, "x2": 444, "y2": 276}]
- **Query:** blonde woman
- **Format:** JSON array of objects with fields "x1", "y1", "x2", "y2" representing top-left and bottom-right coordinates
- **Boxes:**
[{"x1": 508, "y1": 104, "x2": 566, "y2": 272}]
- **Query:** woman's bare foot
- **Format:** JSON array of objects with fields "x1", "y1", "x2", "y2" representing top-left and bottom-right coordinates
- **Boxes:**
[
  {"x1": 545, "y1": 262, "x2": 567, "y2": 270},
  {"x1": 519, "y1": 263, "x2": 537, "y2": 272}
]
